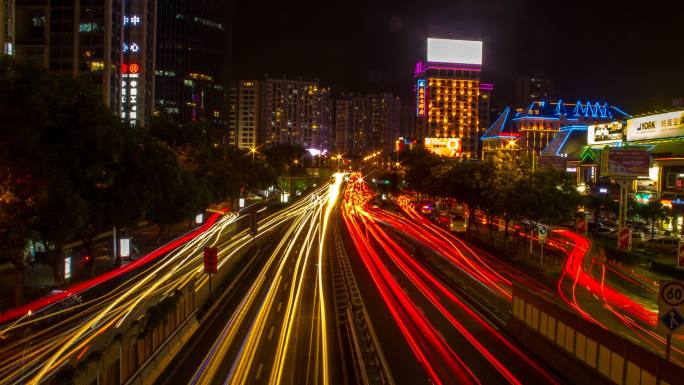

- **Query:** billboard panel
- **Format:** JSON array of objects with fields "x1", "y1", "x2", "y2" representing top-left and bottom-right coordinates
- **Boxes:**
[
  {"x1": 626, "y1": 110, "x2": 684, "y2": 141},
  {"x1": 427, "y1": 38, "x2": 483, "y2": 65},
  {"x1": 424, "y1": 138, "x2": 462, "y2": 158},
  {"x1": 588, "y1": 122, "x2": 624, "y2": 144},
  {"x1": 600, "y1": 148, "x2": 651, "y2": 177}
]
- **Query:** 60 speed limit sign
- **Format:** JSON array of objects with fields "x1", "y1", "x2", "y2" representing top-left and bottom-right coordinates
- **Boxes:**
[{"x1": 658, "y1": 281, "x2": 684, "y2": 334}]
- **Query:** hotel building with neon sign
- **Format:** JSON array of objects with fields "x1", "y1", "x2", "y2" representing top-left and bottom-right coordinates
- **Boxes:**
[{"x1": 414, "y1": 38, "x2": 492, "y2": 159}]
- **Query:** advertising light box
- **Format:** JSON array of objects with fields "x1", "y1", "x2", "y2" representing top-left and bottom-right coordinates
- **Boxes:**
[
  {"x1": 626, "y1": 110, "x2": 684, "y2": 141},
  {"x1": 588, "y1": 122, "x2": 624, "y2": 144},
  {"x1": 427, "y1": 38, "x2": 482, "y2": 65},
  {"x1": 424, "y1": 137, "x2": 462, "y2": 158}
]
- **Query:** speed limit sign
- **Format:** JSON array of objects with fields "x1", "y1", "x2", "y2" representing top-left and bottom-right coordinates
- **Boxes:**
[{"x1": 658, "y1": 281, "x2": 684, "y2": 334}]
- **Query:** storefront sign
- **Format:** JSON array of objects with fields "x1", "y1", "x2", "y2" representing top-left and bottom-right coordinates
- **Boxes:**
[
  {"x1": 588, "y1": 122, "x2": 624, "y2": 144},
  {"x1": 424, "y1": 137, "x2": 462, "y2": 157},
  {"x1": 600, "y1": 148, "x2": 651, "y2": 177},
  {"x1": 626, "y1": 110, "x2": 684, "y2": 141}
]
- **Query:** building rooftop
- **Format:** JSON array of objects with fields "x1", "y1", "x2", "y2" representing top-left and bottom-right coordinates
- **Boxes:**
[{"x1": 512, "y1": 100, "x2": 630, "y2": 121}]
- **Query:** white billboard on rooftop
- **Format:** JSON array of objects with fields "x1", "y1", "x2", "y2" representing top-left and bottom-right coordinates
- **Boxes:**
[{"x1": 427, "y1": 38, "x2": 482, "y2": 65}]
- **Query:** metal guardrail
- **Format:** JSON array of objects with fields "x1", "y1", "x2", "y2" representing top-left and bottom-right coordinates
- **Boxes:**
[{"x1": 331, "y1": 222, "x2": 394, "y2": 385}]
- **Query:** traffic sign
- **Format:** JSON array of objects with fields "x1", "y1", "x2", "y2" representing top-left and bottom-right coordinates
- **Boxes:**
[
  {"x1": 538, "y1": 226, "x2": 547, "y2": 244},
  {"x1": 658, "y1": 281, "x2": 684, "y2": 334},
  {"x1": 678, "y1": 241, "x2": 684, "y2": 268},
  {"x1": 203, "y1": 247, "x2": 218, "y2": 274}
]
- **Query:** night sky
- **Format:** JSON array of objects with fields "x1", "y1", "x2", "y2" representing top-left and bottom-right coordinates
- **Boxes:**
[{"x1": 231, "y1": 0, "x2": 684, "y2": 114}]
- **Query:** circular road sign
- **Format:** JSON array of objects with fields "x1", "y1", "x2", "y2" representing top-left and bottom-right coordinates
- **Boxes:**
[{"x1": 662, "y1": 281, "x2": 684, "y2": 307}]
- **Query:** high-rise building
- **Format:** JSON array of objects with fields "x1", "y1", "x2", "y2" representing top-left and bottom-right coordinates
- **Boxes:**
[
  {"x1": 228, "y1": 80, "x2": 260, "y2": 150},
  {"x1": 319, "y1": 86, "x2": 333, "y2": 151},
  {"x1": 12, "y1": 0, "x2": 156, "y2": 126},
  {"x1": 414, "y1": 38, "x2": 491, "y2": 158},
  {"x1": 334, "y1": 98, "x2": 354, "y2": 155},
  {"x1": 1, "y1": 0, "x2": 14, "y2": 56},
  {"x1": 515, "y1": 74, "x2": 554, "y2": 107},
  {"x1": 155, "y1": 0, "x2": 231, "y2": 130},
  {"x1": 370, "y1": 93, "x2": 402, "y2": 153},
  {"x1": 334, "y1": 93, "x2": 400, "y2": 156},
  {"x1": 230, "y1": 77, "x2": 332, "y2": 151},
  {"x1": 260, "y1": 76, "x2": 322, "y2": 149}
]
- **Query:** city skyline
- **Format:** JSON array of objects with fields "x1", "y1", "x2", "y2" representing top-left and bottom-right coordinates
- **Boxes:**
[{"x1": 231, "y1": 0, "x2": 684, "y2": 113}]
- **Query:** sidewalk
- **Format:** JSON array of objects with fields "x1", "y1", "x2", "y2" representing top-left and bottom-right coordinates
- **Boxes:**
[{"x1": 0, "y1": 219, "x2": 200, "y2": 310}]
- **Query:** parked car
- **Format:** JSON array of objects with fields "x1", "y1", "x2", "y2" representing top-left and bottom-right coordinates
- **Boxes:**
[
  {"x1": 594, "y1": 227, "x2": 617, "y2": 239},
  {"x1": 645, "y1": 237, "x2": 680, "y2": 253}
]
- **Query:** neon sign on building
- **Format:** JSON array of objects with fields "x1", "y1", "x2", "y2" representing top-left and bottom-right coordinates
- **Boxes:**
[
  {"x1": 121, "y1": 8, "x2": 142, "y2": 126},
  {"x1": 416, "y1": 79, "x2": 426, "y2": 117}
]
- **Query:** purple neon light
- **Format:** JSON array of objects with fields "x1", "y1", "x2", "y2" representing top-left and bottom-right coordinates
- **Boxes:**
[
  {"x1": 414, "y1": 60, "x2": 481, "y2": 76},
  {"x1": 479, "y1": 83, "x2": 494, "y2": 91}
]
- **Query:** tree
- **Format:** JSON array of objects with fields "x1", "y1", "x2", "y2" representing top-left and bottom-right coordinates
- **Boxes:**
[
  {"x1": 521, "y1": 167, "x2": 582, "y2": 227},
  {"x1": 585, "y1": 193, "x2": 618, "y2": 225},
  {"x1": 399, "y1": 146, "x2": 443, "y2": 198},
  {"x1": 633, "y1": 200, "x2": 668, "y2": 239}
]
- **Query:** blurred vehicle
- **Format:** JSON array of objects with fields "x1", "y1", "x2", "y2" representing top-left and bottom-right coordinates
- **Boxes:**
[
  {"x1": 449, "y1": 214, "x2": 467, "y2": 233},
  {"x1": 420, "y1": 203, "x2": 435, "y2": 215},
  {"x1": 594, "y1": 227, "x2": 617, "y2": 239}
]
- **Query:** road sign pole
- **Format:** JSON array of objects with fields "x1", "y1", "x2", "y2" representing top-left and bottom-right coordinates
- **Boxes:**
[
  {"x1": 540, "y1": 242, "x2": 544, "y2": 267},
  {"x1": 666, "y1": 333, "x2": 672, "y2": 361}
]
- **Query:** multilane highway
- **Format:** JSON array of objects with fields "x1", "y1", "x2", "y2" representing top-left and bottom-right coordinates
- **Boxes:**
[
  {"x1": 177, "y1": 174, "x2": 344, "y2": 385},
  {"x1": 341, "y1": 173, "x2": 560, "y2": 385}
]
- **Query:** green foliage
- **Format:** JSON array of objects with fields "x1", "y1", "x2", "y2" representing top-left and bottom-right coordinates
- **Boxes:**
[
  {"x1": 263, "y1": 144, "x2": 308, "y2": 175},
  {"x1": 398, "y1": 148, "x2": 582, "y2": 228}
]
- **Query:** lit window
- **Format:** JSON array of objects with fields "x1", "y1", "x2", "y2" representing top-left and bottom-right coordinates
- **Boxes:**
[{"x1": 89, "y1": 61, "x2": 104, "y2": 71}]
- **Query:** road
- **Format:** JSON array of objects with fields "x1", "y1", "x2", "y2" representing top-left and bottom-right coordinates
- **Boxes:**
[
  {"x1": 0, "y1": 190, "x2": 337, "y2": 384},
  {"x1": 175, "y1": 174, "x2": 344, "y2": 385},
  {"x1": 341, "y1": 173, "x2": 560, "y2": 385}
]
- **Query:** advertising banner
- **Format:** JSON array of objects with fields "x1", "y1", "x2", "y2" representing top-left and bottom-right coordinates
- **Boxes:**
[
  {"x1": 618, "y1": 227, "x2": 632, "y2": 250},
  {"x1": 626, "y1": 110, "x2": 684, "y2": 141},
  {"x1": 588, "y1": 122, "x2": 624, "y2": 144},
  {"x1": 424, "y1": 137, "x2": 462, "y2": 157},
  {"x1": 600, "y1": 148, "x2": 651, "y2": 177}
]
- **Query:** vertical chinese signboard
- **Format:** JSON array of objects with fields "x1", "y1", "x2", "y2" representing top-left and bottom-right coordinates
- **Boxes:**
[
  {"x1": 122, "y1": 4, "x2": 143, "y2": 126},
  {"x1": 416, "y1": 79, "x2": 426, "y2": 117}
]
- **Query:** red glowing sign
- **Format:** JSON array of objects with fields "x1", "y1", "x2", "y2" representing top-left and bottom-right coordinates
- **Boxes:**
[
  {"x1": 129, "y1": 63, "x2": 140, "y2": 74},
  {"x1": 121, "y1": 63, "x2": 128, "y2": 74}
]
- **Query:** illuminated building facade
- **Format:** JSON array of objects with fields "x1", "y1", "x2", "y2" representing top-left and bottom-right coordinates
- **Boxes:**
[
  {"x1": 483, "y1": 100, "x2": 629, "y2": 161},
  {"x1": 414, "y1": 38, "x2": 490, "y2": 159},
  {"x1": 11, "y1": 0, "x2": 155, "y2": 126},
  {"x1": 260, "y1": 77, "x2": 323, "y2": 149},
  {"x1": 228, "y1": 80, "x2": 260, "y2": 150},
  {"x1": 155, "y1": 0, "x2": 231, "y2": 130}
]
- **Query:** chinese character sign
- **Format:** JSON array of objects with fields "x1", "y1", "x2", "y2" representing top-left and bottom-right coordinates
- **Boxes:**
[{"x1": 121, "y1": 3, "x2": 143, "y2": 127}]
